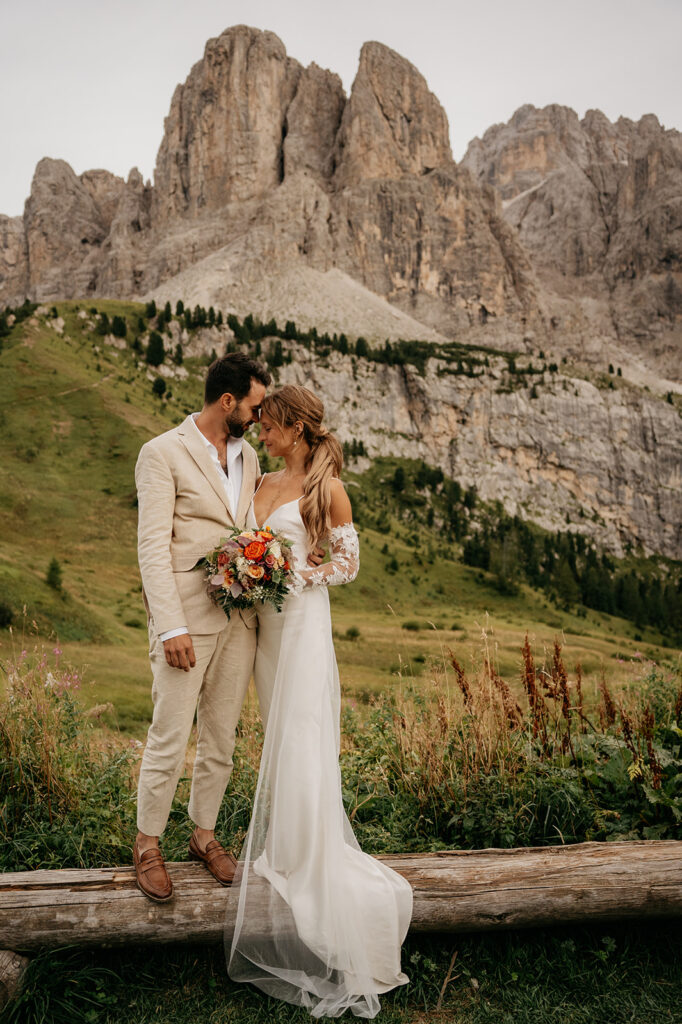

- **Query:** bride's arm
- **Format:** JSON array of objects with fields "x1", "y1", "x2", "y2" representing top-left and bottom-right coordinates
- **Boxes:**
[{"x1": 290, "y1": 480, "x2": 359, "y2": 590}]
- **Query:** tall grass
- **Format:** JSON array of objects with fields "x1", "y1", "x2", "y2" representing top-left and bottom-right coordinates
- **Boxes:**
[
  {"x1": 0, "y1": 632, "x2": 136, "y2": 870},
  {"x1": 340, "y1": 634, "x2": 682, "y2": 851},
  {"x1": 1, "y1": 630, "x2": 680, "y2": 874}
]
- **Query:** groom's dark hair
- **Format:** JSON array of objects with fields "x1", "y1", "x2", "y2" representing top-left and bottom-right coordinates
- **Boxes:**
[{"x1": 205, "y1": 352, "x2": 271, "y2": 404}]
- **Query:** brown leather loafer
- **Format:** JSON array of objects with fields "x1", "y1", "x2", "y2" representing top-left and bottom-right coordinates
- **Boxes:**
[
  {"x1": 188, "y1": 833, "x2": 237, "y2": 885},
  {"x1": 133, "y1": 842, "x2": 173, "y2": 902}
]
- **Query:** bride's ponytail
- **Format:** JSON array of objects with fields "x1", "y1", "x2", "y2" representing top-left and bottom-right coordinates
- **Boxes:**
[
  {"x1": 260, "y1": 385, "x2": 344, "y2": 550},
  {"x1": 301, "y1": 430, "x2": 344, "y2": 551}
]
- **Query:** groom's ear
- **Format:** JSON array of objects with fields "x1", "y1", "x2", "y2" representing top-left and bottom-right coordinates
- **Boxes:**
[{"x1": 219, "y1": 392, "x2": 236, "y2": 412}]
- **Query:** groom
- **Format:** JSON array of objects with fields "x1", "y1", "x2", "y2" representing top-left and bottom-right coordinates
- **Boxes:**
[{"x1": 132, "y1": 352, "x2": 271, "y2": 902}]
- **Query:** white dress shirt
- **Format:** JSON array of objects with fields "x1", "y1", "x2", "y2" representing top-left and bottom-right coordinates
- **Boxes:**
[{"x1": 159, "y1": 414, "x2": 244, "y2": 642}]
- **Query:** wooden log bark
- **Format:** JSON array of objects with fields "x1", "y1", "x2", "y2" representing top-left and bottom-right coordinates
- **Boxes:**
[
  {"x1": 0, "y1": 950, "x2": 31, "y2": 1009},
  {"x1": 0, "y1": 840, "x2": 680, "y2": 954}
]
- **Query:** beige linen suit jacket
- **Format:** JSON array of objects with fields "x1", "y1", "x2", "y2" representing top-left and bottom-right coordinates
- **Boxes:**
[{"x1": 135, "y1": 415, "x2": 259, "y2": 637}]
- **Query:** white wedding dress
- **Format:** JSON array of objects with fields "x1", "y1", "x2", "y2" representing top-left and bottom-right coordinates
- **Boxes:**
[{"x1": 224, "y1": 489, "x2": 413, "y2": 1018}]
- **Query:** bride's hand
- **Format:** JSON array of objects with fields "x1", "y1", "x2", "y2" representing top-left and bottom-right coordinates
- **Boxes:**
[{"x1": 307, "y1": 546, "x2": 325, "y2": 567}]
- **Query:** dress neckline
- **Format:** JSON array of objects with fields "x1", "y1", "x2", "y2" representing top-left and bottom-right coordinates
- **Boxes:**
[{"x1": 251, "y1": 494, "x2": 303, "y2": 530}]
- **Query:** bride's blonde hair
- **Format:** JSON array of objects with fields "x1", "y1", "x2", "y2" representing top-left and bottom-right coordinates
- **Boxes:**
[{"x1": 261, "y1": 384, "x2": 343, "y2": 550}]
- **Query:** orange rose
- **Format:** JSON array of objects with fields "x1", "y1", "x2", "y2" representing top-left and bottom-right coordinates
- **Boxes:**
[{"x1": 244, "y1": 541, "x2": 266, "y2": 561}]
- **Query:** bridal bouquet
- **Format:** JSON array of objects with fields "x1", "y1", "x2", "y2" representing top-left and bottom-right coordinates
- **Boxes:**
[{"x1": 196, "y1": 527, "x2": 295, "y2": 618}]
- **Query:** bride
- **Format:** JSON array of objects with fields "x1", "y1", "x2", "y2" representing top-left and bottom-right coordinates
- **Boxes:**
[{"x1": 224, "y1": 384, "x2": 413, "y2": 1019}]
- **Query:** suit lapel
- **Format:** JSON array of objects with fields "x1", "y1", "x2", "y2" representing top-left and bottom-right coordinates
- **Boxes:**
[
  {"x1": 236, "y1": 442, "x2": 257, "y2": 526},
  {"x1": 177, "y1": 415, "x2": 234, "y2": 523}
]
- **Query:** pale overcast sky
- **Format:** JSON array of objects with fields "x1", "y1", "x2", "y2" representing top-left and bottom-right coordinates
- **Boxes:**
[{"x1": 1, "y1": 0, "x2": 680, "y2": 216}]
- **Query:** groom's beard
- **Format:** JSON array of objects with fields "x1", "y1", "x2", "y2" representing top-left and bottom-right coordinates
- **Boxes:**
[{"x1": 225, "y1": 408, "x2": 247, "y2": 438}]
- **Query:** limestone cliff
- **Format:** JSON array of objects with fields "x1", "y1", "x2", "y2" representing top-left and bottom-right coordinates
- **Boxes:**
[
  {"x1": 462, "y1": 104, "x2": 682, "y2": 360},
  {"x1": 278, "y1": 347, "x2": 682, "y2": 561},
  {"x1": 331, "y1": 41, "x2": 452, "y2": 187},
  {"x1": 150, "y1": 318, "x2": 682, "y2": 560},
  {"x1": 0, "y1": 26, "x2": 541, "y2": 349},
  {"x1": 3, "y1": 29, "x2": 680, "y2": 369}
]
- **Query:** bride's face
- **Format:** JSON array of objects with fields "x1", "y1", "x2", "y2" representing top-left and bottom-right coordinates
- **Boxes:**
[{"x1": 259, "y1": 412, "x2": 295, "y2": 457}]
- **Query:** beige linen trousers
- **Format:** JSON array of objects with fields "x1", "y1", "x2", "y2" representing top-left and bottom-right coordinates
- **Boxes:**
[{"x1": 134, "y1": 415, "x2": 259, "y2": 836}]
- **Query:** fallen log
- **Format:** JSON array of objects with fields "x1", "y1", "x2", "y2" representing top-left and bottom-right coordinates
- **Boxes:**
[{"x1": 0, "y1": 840, "x2": 680, "y2": 955}]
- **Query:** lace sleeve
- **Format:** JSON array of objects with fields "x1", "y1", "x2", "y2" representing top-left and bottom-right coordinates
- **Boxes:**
[{"x1": 289, "y1": 523, "x2": 360, "y2": 592}]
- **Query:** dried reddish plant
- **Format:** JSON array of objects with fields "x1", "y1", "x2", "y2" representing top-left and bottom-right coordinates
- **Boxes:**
[
  {"x1": 485, "y1": 657, "x2": 523, "y2": 730},
  {"x1": 449, "y1": 653, "x2": 473, "y2": 710},
  {"x1": 598, "y1": 670, "x2": 617, "y2": 730},
  {"x1": 521, "y1": 633, "x2": 548, "y2": 747},
  {"x1": 552, "y1": 639, "x2": 571, "y2": 723}
]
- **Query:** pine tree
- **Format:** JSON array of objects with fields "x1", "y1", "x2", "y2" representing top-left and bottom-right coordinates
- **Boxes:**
[
  {"x1": 146, "y1": 331, "x2": 165, "y2": 366},
  {"x1": 152, "y1": 377, "x2": 166, "y2": 398},
  {"x1": 46, "y1": 558, "x2": 62, "y2": 591},
  {"x1": 145, "y1": 300, "x2": 157, "y2": 319},
  {"x1": 111, "y1": 315, "x2": 127, "y2": 338},
  {"x1": 616, "y1": 572, "x2": 642, "y2": 622},
  {"x1": 175, "y1": 299, "x2": 184, "y2": 316},
  {"x1": 267, "y1": 340, "x2": 284, "y2": 367},
  {"x1": 551, "y1": 557, "x2": 580, "y2": 607},
  {"x1": 463, "y1": 486, "x2": 477, "y2": 510}
]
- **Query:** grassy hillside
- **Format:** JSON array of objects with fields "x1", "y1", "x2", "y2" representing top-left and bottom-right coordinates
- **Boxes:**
[{"x1": 0, "y1": 300, "x2": 678, "y2": 737}]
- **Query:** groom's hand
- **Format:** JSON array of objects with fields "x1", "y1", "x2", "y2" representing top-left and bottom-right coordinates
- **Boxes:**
[
  {"x1": 307, "y1": 546, "x2": 325, "y2": 568},
  {"x1": 163, "y1": 633, "x2": 197, "y2": 672}
]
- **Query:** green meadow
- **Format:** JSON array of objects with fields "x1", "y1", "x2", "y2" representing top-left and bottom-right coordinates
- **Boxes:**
[{"x1": 0, "y1": 300, "x2": 678, "y2": 736}]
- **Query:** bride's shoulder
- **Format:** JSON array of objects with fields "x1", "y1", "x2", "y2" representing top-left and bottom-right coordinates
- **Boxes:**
[{"x1": 329, "y1": 477, "x2": 352, "y2": 525}]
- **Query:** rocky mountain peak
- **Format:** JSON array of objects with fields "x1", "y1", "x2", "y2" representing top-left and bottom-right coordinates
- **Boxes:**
[
  {"x1": 332, "y1": 40, "x2": 452, "y2": 188},
  {"x1": 1, "y1": 28, "x2": 680, "y2": 388},
  {"x1": 462, "y1": 103, "x2": 682, "y2": 349},
  {"x1": 152, "y1": 25, "x2": 302, "y2": 223}
]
